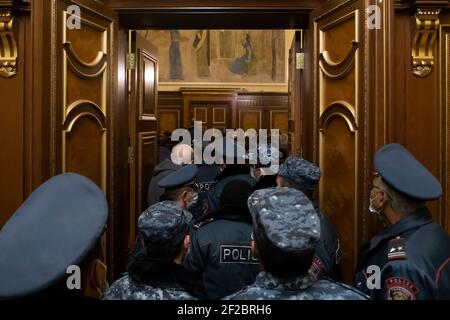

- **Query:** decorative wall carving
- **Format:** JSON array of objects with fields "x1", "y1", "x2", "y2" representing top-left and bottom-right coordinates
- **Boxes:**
[
  {"x1": 0, "y1": 15, "x2": 17, "y2": 78},
  {"x1": 0, "y1": 0, "x2": 30, "y2": 78},
  {"x1": 412, "y1": 8, "x2": 441, "y2": 78}
]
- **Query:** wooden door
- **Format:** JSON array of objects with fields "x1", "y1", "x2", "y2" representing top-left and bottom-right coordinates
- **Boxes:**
[
  {"x1": 127, "y1": 31, "x2": 158, "y2": 251},
  {"x1": 192, "y1": 104, "x2": 230, "y2": 132},
  {"x1": 311, "y1": 0, "x2": 379, "y2": 284},
  {"x1": 288, "y1": 30, "x2": 304, "y2": 157}
]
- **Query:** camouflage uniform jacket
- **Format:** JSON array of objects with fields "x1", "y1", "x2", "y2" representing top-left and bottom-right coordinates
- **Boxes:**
[
  {"x1": 225, "y1": 271, "x2": 369, "y2": 300},
  {"x1": 102, "y1": 255, "x2": 199, "y2": 300}
]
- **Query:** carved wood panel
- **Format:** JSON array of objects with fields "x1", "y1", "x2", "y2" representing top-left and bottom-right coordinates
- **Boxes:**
[
  {"x1": 313, "y1": 0, "x2": 368, "y2": 284},
  {"x1": 55, "y1": 0, "x2": 115, "y2": 281}
]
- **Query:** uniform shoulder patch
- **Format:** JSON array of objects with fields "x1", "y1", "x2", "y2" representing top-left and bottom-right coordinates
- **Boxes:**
[
  {"x1": 310, "y1": 256, "x2": 324, "y2": 280},
  {"x1": 387, "y1": 236, "x2": 406, "y2": 260},
  {"x1": 385, "y1": 277, "x2": 419, "y2": 300}
]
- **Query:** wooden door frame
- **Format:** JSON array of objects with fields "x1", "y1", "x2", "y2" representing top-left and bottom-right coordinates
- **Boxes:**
[{"x1": 112, "y1": 1, "x2": 324, "y2": 278}]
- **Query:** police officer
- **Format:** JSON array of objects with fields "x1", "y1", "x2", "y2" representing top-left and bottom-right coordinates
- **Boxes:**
[
  {"x1": 158, "y1": 163, "x2": 199, "y2": 211},
  {"x1": 0, "y1": 173, "x2": 109, "y2": 299},
  {"x1": 189, "y1": 141, "x2": 221, "y2": 222},
  {"x1": 207, "y1": 137, "x2": 255, "y2": 212},
  {"x1": 276, "y1": 156, "x2": 341, "y2": 280},
  {"x1": 185, "y1": 180, "x2": 259, "y2": 300},
  {"x1": 355, "y1": 143, "x2": 450, "y2": 300},
  {"x1": 226, "y1": 188, "x2": 368, "y2": 300},
  {"x1": 147, "y1": 143, "x2": 193, "y2": 206},
  {"x1": 103, "y1": 201, "x2": 200, "y2": 300},
  {"x1": 135, "y1": 164, "x2": 198, "y2": 257}
]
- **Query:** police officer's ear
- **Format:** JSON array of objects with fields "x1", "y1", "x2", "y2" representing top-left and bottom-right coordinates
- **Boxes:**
[
  {"x1": 378, "y1": 189, "x2": 391, "y2": 208},
  {"x1": 82, "y1": 259, "x2": 109, "y2": 299},
  {"x1": 276, "y1": 176, "x2": 290, "y2": 188},
  {"x1": 183, "y1": 234, "x2": 191, "y2": 251},
  {"x1": 251, "y1": 239, "x2": 260, "y2": 261}
]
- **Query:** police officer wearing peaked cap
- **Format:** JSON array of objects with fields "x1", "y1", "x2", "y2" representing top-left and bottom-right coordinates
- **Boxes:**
[
  {"x1": 226, "y1": 187, "x2": 368, "y2": 300},
  {"x1": 0, "y1": 173, "x2": 109, "y2": 299},
  {"x1": 355, "y1": 143, "x2": 450, "y2": 300},
  {"x1": 276, "y1": 156, "x2": 341, "y2": 281},
  {"x1": 104, "y1": 201, "x2": 201, "y2": 300},
  {"x1": 134, "y1": 164, "x2": 198, "y2": 258}
]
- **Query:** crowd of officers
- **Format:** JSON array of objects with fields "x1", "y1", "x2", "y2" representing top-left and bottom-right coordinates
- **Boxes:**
[{"x1": 1, "y1": 135, "x2": 450, "y2": 300}]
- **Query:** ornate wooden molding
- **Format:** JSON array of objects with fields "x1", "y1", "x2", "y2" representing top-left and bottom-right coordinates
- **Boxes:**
[
  {"x1": 0, "y1": 0, "x2": 30, "y2": 78},
  {"x1": 319, "y1": 40, "x2": 359, "y2": 79},
  {"x1": 395, "y1": 0, "x2": 450, "y2": 10},
  {"x1": 63, "y1": 100, "x2": 107, "y2": 132},
  {"x1": 63, "y1": 42, "x2": 108, "y2": 79},
  {"x1": 319, "y1": 101, "x2": 357, "y2": 133},
  {"x1": 412, "y1": 8, "x2": 441, "y2": 78}
]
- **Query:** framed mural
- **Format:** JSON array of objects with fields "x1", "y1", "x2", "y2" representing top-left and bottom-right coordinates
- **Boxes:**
[{"x1": 138, "y1": 30, "x2": 290, "y2": 91}]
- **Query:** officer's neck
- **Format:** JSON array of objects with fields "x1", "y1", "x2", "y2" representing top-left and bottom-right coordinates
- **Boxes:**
[{"x1": 384, "y1": 206, "x2": 408, "y2": 226}]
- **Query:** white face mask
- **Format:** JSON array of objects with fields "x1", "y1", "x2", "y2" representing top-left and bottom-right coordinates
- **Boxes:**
[
  {"x1": 369, "y1": 193, "x2": 382, "y2": 215},
  {"x1": 187, "y1": 192, "x2": 198, "y2": 209}
]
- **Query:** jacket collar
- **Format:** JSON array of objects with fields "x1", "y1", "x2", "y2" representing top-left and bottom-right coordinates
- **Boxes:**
[
  {"x1": 368, "y1": 207, "x2": 433, "y2": 251},
  {"x1": 255, "y1": 271, "x2": 315, "y2": 291},
  {"x1": 200, "y1": 204, "x2": 252, "y2": 224}
]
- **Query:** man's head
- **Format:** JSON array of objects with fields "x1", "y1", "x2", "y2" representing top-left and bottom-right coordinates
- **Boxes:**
[
  {"x1": 159, "y1": 164, "x2": 199, "y2": 210},
  {"x1": 138, "y1": 201, "x2": 192, "y2": 263},
  {"x1": 170, "y1": 143, "x2": 193, "y2": 165},
  {"x1": 369, "y1": 143, "x2": 442, "y2": 224},
  {"x1": 247, "y1": 188, "x2": 321, "y2": 278},
  {"x1": 276, "y1": 156, "x2": 321, "y2": 200}
]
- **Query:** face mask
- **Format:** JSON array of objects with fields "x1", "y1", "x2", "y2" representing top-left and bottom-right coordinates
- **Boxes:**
[
  {"x1": 187, "y1": 192, "x2": 198, "y2": 209},
  {"x1": 250, "y1": 169, "x2": 257, "y2": 180},
  {"x1": 369, "y1": 193, "x2": 382, "y2": 215}
]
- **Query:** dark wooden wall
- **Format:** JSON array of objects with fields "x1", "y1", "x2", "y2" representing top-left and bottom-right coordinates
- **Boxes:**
[{"x1": 159, "y1": 91, "x2": 289, "y2": 137}]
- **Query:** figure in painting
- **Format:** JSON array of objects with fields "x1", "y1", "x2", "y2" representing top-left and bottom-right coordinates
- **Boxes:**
[
  {"x1": 193, "y1": 30, "x2": 211, "y2": 78},
  {"x1": 229, "y1": 33, "x2": 255, "y2": 75},
  {"x1": 169, "y1": 30, "x2": 183, "y2": 80}
]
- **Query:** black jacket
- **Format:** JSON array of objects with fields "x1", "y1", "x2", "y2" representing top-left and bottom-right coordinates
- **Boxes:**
[
  {"x1": 354, "y1": 207, "x2": 450, "y2": 300},
  {"x1": 207, "y1": 165, "x2": 255, "y2": 213},
  {"x1": 184, "y1": 204, "x2": 260, "y2": 300},
  {"x1": 253, "y1": 174, "x2": 277, "y2": 191}
]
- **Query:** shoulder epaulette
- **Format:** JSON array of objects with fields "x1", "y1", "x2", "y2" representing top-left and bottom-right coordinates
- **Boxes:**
[{"x1": 388, "y1": 236, "x2": 406, "y2": 260}]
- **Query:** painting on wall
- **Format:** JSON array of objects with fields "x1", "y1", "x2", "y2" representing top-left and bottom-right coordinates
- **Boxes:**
[{"x1": 138, "y1": 30, "x2": 287, "y2": 85}]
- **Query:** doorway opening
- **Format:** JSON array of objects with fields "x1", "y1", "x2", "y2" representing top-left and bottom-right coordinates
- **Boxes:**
[{"x1": 115, "y1": 8, "x2": 312, "y2": 279}]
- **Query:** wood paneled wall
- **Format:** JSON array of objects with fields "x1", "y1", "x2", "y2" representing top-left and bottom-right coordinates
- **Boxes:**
[
  {"x1": 0, "y1": 0, "x2": 120, "y2": 279},
  {"x1": 391, "y1": 2, "x2": 450, "y2": 234},
  {"x1": 159, "y1": 91, "x2": 289, "y2": 135}
]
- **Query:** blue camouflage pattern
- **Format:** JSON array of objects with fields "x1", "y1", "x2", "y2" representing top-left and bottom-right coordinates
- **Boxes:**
[
  {"x1": 138, "y1": 201, "x2": 192, "y2": 253},
  {"x1": 225, "y1": 271, "x2": 369, "y2": 300},
  {"x1": 277, "y1": 156, "x2": 321, "y2": 192},
  {"x1": 247, "y1": 187, "x2": 321, "y2": 252},
  {"x1": 102, "y1": 274, "x2": 197, "y2": 300}
]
